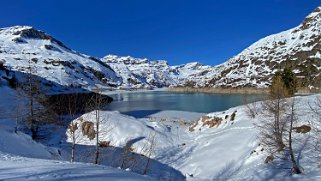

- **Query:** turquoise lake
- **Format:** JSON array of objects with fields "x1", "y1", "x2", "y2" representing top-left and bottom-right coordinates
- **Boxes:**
[{"x1": 104, "y1": 91, "x2": 265, "y2": 117}]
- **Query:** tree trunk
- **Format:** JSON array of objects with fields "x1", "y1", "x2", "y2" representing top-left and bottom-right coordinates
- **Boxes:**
[
  {"x1": 28, "y1": 53, "x2": 36, "y2": 140},
  {"x1": 94, "y1": 93, "x2": 100, "y2": 164},
  {"x1": 71, "y1": 133, "x2": 75, "y2": 162},
  {"x1": 288, "y1": 99, "x2": 302, "y2": 174}
]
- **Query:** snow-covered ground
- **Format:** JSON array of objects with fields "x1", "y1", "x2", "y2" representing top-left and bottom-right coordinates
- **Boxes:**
[
  {"x1": 0, "y1": 86, "x2": 154, "y2": 181},
  {"x1": 1, "y1": 83, "x2": 321, "y2": 180},
  {"x1": 0, "y1": 129, "x2": 154, "y2": 181},
  {"x1": 62, "y1": 94, "x2": 321, "y2": 181},
  {"x1": 0, "y1": 151, "x2": 154, "y2": 181}
]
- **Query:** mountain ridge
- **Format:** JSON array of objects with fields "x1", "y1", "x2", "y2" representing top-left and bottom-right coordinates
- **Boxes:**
[{"x1": 0, "y1": 6, "x2": 320, "y2": 91}]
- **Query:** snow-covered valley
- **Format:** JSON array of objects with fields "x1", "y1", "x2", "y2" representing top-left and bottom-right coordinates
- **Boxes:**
[
  {"x1": 0, "y1": 4, "x2": 321, "y2": 181},
  {"x1": 1, "y1": 83, "x2": 321, "y2": 180}
]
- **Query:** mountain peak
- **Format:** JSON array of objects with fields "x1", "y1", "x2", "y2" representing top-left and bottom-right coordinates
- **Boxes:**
[
  {"x1": 305, "y1": 6, "x2": 321, "y2": 19},
  {"x1": 300, "y1": 6, "x2": 321, "y2": 30},
  {"x1": 0, "y1": 25, "x2": 72, "y2": 51},
  {"x1": 0, "y1": 26, "x2": 32, "y2": 36}
]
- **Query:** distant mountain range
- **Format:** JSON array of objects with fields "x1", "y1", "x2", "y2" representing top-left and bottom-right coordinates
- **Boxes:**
[{"x1": 0, "y1": 6, "x2": 320, "y2": 92}]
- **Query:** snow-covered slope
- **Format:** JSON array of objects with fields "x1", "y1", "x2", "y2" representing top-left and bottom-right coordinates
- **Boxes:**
[
  {"x1": 0, "y1": 26, "x2": 121, "y2": 93},
  {"x1": 65, "y1": 94, "x2": 321, "y2": 181},
  {"x1": 0, "y1": 85, "x2": 154, "y2": 181},
  {"x1": 2, "y1": 81, "x2": 321, "y2": 180},
  {"x1": 1, "y1": 6, "x2": 321, "y2": 92},
  {"x1": 0, "y1": 154, "x2": 154, "y2": 181},
  {"x1": 207, "y1": 6, "x2": 321, "y2": 89},
  {"x1": 0, "y1": 128, "x2": 153, "y2": 181},
  {"x1": 102, "y1": 55, "x2": 222, "y2": 88},
  {"x1": 101, "y1": 6, "x2": 321, "y2": 89},
  {"x1": 0, "y1": 26, "x2": 216, "y2": 90},
  {"x1": 102, "y1": 55, "x2": 179, "y2": 89}
]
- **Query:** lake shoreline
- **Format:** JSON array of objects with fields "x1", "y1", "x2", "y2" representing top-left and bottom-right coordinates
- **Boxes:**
[{"x1": 168, "y1": 87, "x2": 269, "y2": 94}]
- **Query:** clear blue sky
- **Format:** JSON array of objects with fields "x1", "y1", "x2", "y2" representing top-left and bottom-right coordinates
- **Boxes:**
[{"x1": 1, "y1": 0, "x2": 320, "y2": 65}]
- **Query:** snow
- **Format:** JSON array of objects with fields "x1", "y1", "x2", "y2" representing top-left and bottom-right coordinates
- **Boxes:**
[
  {"x1": 0, "y1": 85, "x2": 154, "y2": 181},
  {"x1": 0, "y1": 5, "x2": 321, "y2": 181},
  {"x1": 0, "y1": 153, "x2": 154, "y2": 181},
  {"x1": 0, "y1": 26, "x2": 122, "y2": 93},
  {"x1": 2, "y1": 7, "x2": 321, "y2": 91},
  {"x1": 102, "y1": 5, "x2": 321, "y2": 90},
  {"x1": 61, "y1": 93, "x2": 321, "y2": 181},
  {"x1": 1, "y1": 80, "x2": 321, "y2": 180}
]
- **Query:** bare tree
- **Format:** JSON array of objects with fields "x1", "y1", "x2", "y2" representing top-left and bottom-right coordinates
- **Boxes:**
[
  {"x1": 25, "y1": 51, "x2": 36, "y2": 138},
  {"x1": 120, "y1": 139, "x2": 136, "y2": 169},
  {"x1": 94, "y1": 89, "x2": 102, "y2": 164},
  {"x1": 309, "y1": 96, "x2": 321, "y2": 118},
  {"x1": 286, "y1": 98, "x2": 302, "y2": 174},
  {"x1": 143, "y1": 131, "x2": 157, "y2": 175},
  {"x1": 308, "y1": 95, "x2": 321, "y2": 160},
  {"x1": 64, "y1": 93, "x2": 88, "y2": 162},
  {"x1": 259, "y1": 75, "x2": 289, "y2": 153},
  {"x1": 87, "y1": 87, "x2": 109, "y2": 164},
  {"x1": 68, "y1": 121, "x2": 78, "y2": 162},
  {"x1": 13, "y1": 88, "x2": 28, "y2": 133},
  {"x1": 258, "y1": 72, "x2": 304, "y2": 174},
  {"x1": 19, "y1": 51, "x2": 57, "y2": 139},
  {"x1": 242, "y1": 94, "x2": 262, "y2": 118},
  {"x1": 65, "y1": 91, "x2": 114, "y2": 164}
]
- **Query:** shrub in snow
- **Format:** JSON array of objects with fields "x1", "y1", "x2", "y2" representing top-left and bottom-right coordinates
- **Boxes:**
[
  {"x1": 99, "y1": 141, "x2": 111, "y2": 148},
  {"x1": 201, "y1": 116, "x2": 222, "y2": 128},
  {"x1": 81, "y1": 121, "x2": 95, "y2": 140},
  {"x1": 293, "y1": 125, "x2": 311, "y2": 134},
  {"x1": 264, "y1": 155, "x2": 274, "y2": 164},
  {"x1": 230, "y1": 111, "x2": 237, "y2": 121}
]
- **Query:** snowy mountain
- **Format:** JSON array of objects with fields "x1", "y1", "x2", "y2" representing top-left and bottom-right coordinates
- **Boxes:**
[
  {"x1": 101, "y1": 6, "x2": 321, "y2": 90},
  {"x1": 102, "y1": 55, "x2": 223, "y2": 88},
  {"x1": 1, "y1": 6, "x2": 321, "y2": 92},
  {"x1": 0, "y1": 26, "x2": 214, "y2": 90},
  {"x1": 0, "y1": 26, "x2": 122, "y2": 93},
  {"x1": 102, "y1": 55, "x2": 179, "y2": 89},
  {"x1": 205, "y1": 6, "x2": 321, "y2": 89}
]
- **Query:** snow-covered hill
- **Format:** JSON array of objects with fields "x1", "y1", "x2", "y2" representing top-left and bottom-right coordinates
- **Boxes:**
[
  {"x1": 64, "y1": 94, "x2": 321, "y2": 181},
  {"x1": 102, "y1": 55, "x2": 179, "y2": 89},
  {"x1": 0, "y1": 26, "x2": 122, "y2": 93},
  {"x1": 0, "y1": 85, "x2": 154, "y2": 181},
  {"x1": 0, "y1": 26, "x2": 216, "y2": 90},
  {"x1": 102, "y1": 55, "x2": 223, "y2": 88},
  {"x1": 206, "y1": 6, "x2": 321, "y2": 89},
  {"x1": 1, "y1": 81, "x2": 321, "y2": 180},
  {"x1": 101, "y1": 6, "x2": 321, "y2": 90},
  {"x1": 1, "y1": 6, "x2": 321, "y2": 92}
]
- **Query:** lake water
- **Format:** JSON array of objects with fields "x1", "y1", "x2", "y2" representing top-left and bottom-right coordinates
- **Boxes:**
[{"x1": 104, "y1": 91, "x2": 265, "y2": 117}]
